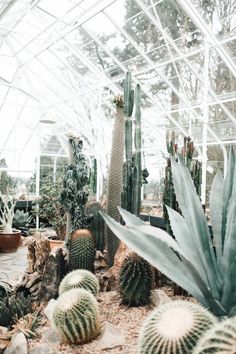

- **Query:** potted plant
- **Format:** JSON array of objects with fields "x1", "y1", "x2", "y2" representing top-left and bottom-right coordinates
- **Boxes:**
[
  {"x1": 33, "y1": 178, "x2": 66, "y2": 249},
  {"x1": 0, "y1": 192, "x2": 21, "y2": 253}
]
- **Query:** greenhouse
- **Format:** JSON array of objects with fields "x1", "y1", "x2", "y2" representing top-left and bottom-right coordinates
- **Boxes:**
[{"x1": 0, "y1": 0, "x2": 235, "y2": 353}]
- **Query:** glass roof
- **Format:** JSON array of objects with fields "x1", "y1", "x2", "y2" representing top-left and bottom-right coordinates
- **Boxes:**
[{"x1": 0, "y1": 0, "x2": 235, "y2": 182}]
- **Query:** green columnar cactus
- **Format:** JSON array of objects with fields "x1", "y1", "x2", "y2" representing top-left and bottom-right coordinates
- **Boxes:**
[
  {"x1": 86, "y1": 201, "x2": 105, "y2": 252},
  {"x1": 193, "y1": 317, "x2": 236, "y2": 354},
  {"x1": 68, "y1": 229, "x2": 95, "y2": 273},
  {"x1": 106, "y1": 95, "x2": 125, "y2": 267},
  {"x1": 60, "y1": 136, "x2": 89, "y2": 236},
  {"x1": 119, "y1": 253, "x2": 153, "y2": 307},
  {"x1": 89, "y1": 158, "x2": 97, "y2": 195},
  {"x1": 52, "y1": 288, "x2": 101, "y2": 344},
  {"x1": 138, "y1": 300, "x2": 216, "y2": 354},
  {"x1": 59, "y1": 269, "x2": 99, "y2": 296}
]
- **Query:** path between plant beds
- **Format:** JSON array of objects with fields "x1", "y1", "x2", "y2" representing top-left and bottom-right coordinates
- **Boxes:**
[
  {"x1": 29, "y1": 289, "x2": 193, "y2": 354},
  {"x1": 0, "y1": 246, "x2": 27, "y2": 283}
]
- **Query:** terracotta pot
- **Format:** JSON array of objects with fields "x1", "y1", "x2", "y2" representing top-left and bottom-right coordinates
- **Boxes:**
[
  {"x1": 0, "y1": 230, "x2": 21, "y2": 253},
  {"x1": 48, "y1": 239, "x2": 64, "y2": 251}
]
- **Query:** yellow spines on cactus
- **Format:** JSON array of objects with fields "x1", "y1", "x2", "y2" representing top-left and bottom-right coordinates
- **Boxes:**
[{"x1": 59, "y1": 269, "x2": 99, "y2": 296}]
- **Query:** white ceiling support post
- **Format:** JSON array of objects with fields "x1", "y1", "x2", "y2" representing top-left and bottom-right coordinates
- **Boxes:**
[{"x1": 201, "y1": 41, "x2": 209, "y2": 206}]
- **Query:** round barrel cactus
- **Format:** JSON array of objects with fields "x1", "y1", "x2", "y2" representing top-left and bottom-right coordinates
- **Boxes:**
[
  {"x1": 193, "y1": 317, "x2": 236, "y2": 354},
  {"x1": 52, "y1": 288, "x2": 100, "y2": 344},
  {"x1": 138, "y1": 300, "x2": 216, "y2": 354},
  {"x1": 59, "y1": 269, "x2": 99, "y2": 296},
  {"x1": 119, "y1": 252, "x2": 153, "y2": 306},
  {"x1": 68, "y1": 229, "x2": 95, "y2": 272}
]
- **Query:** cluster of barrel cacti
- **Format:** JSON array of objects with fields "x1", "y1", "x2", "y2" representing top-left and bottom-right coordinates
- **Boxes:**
[
  {"x1": 163, "y1": 131, "x2": 202, "y2": 235},
  {"x1": 52, "y1": 269, "x2": 100, "y2": 344},
  {"x1": 119, "y1": 253, "x2": 153, "y2": 307}
]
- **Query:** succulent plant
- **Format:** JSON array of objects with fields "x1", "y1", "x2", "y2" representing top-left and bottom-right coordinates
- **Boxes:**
[
  {"x1": 0, "y1": 292, "x2": 32, "y2": 328},
  {"x1": 86, "y1": 201, "x2": 105, "y2": 252},
  {"x1": 101, "y1": 148, "x2": 236, "y2": 316},
  {"x1": 68, "y1": 229, "x2": 96, "y2": 272},
  {"x1": 193, "y1": 317, "x2": 236, "y2": 354},
  {"x1": 12, "y1": 210, "x2": 32, "y2": 229},
  {"x1": 59, "y1": 269, "x2": 99, "y2": 296},
  {"x1": 119, "y1": 252, "x2": 153, "y2": 306},
  {"x1": 138, "y1": 300, "x2": 216, "y2": 354},
  {"x1": 52, "y1": 288, "x2": 101, "y2": 344}
]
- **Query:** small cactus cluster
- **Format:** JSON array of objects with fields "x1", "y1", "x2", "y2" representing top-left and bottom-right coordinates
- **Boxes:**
[
  {"x1": 53, "y1": 269, "x2": 100, "y2": 345},
  {"x1": 138, "y1": 300, "x2": 216, "y2": 354},
  {"x1": 119, "y1": 252, "x2": 153, "y2": 307},
  {"x1": 193, "y1": 317, "x2": 236, "y2": 354},
  {"x1": 59, "y1": 269, "x2": 99, "y2": 297},
  {"x1": 68, "y1": 229, "x2": 96, "y2": 272},
  {"x1": 86, "y1": 201, "x2": 105, "y2": 252}
]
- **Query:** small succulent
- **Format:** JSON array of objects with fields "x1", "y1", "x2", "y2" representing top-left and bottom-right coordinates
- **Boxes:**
[
  {"x1": 59, "y1": 269, "x2": 99, "y2": 296},
  {"x1": 52, "y1": 288, "x2": 101, "y2": 344},
  {"x1": 193, "y1": 316, "x2": 236, "y2": 354},
  {"x1": 0, "y1": 292, "x2": 32, "y2": 328},
  {"x1": 138, "y1": 300, "x2": 216, "y2": 354},
  {"x1": 119, "y1": 252, "x2": 153, "y2": 306}
]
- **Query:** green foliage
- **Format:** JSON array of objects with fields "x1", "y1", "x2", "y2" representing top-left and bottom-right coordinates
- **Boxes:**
[
  {"x1": 193, "y1": 317, "x2": 236, "y2": 354},
  {"x1": 86, "y1": 201, "x2": 105, "y2": 252},
  {"x1": 33, "y1": 178, "x2": 66, "y2": 240},
  {"x1": 60, "y1": 136, "x2": 89, "y2": 233},
  {"x1": 89, "y1": 158, "x2": 97, "y2": 195},
  {"x1": 0, "y1": 159, "x2": 15, "y2": 194},
  {"x1": 100, "y1": 148, "x2": 236, "y2": 316},
  {"x1": 68, "y1": 230, "x2": 95, "y2": 272},
  {"x1": 12, "y1": 210, "x2": 32, "y2": 229},
  {"x1": 119, "y1": 252, "x2": 153, "y2": 306},
  {"x1": 59, "y1": 269, "x2": 99, "y2": 296},
  {"x1": 138, "y1": 300, "x2": 216, "y2": 354},
  {"x1": 52, "y1": 288, "x2": 100, "y2": 344},
  {"x1": 0, "y1": 292, "x2": 32, "y2": 328}
]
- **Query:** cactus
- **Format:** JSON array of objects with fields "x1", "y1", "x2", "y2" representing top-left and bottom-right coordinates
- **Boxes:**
[
  {"x1": 119, "y1": 252, "x2": 153, "y2": 307},
  {"x1": 68, "y1": 229, "x2": 95, "y2": 272},
  {"x1": 138, "y1": 300, "x2": 216, "y2": 354},
  {"x1": 89, "y1": 158, "x2": 97, "y2": 196},
  {"x1": 86, "y1": 201, "x2": 105, "y2": 252},
  {"x1": 52, "y1": 288, "x2": 101, "y2": 344},
  {"x1": 106, "y1": 94, "x2": 125, "y2": 267},
  {"x1": 59, "y1": 269, "x2": 99, "y2": 296},
  {"x1": 193, "y1": 317, "x2": 236, "y2": 354}
]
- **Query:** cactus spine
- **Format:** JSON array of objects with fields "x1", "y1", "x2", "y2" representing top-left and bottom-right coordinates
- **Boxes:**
[
  {"x1": 119, "y1": 253, "x2": 153, "y2": 307},
  {"x1": 193, "y1": 317, "x2": 236, "y2": 354},
  {"x1": 86, "y1": 201, "x2": 105, "y2": 252},
  {"x1": 52, "y1": 288, "x2": 100, "y2": 344},
  {"x1": 68, "y1": 229, "x2": 95, "y2": 272},
  {"x1": 106, "y1": 94, "x2": 125, "y2": 267},
  {"x1": 59, "y1": 269, "x2": 99, "y2": 296},
  {"x1": 138, "y1": 300, "x2": 216, "y2": 354}
]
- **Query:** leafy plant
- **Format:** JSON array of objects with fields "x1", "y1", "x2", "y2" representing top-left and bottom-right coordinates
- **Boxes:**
[
  {"x1": 12, "y1": 210, "x2": 32, "y2": 229},
  {"x1": 101, "y1": 148, "x2": 236, "y2": 317},
  {"x1": 33, "y1": 178, "x2": 66, "y2": 240}
]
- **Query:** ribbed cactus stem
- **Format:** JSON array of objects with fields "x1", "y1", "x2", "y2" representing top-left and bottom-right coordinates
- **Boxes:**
[
  {"x1": 59, "y1": 269, "x2": 99, "y2": 296},
  {"x1": 106, "y1": 96, "x2": 125, "y2": 267}
]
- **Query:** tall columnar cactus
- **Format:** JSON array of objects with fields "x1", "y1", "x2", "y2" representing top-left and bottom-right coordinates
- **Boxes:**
[
  {"x1": 193, "y1": 317, "x2": 236, "y2": 354},
  {"x1": 68, "y1": 229, "x2": 95, "y2": 273},
  {"x1": 106, "y1": 95, "x2": 126, "y2": 267},
  {"x1": 59, "y1": 136, "x2": 89, "y2": 236},
  {"x1": 138, "y1": 300, "x2": 216, "y2": 354},
  {"x1": 86, "y1": 201, "x2": 105, "y2": 252},
  {"x1": 52, "y1": 288, "x2": 100, "y2": 344},
  {"x1": 119, "y1": 252, "x2": 153, "y2": 307},
  {"x1": 89, "y1": 158, "x2": 97, "y2": 196},
  {"x1": 59, "y1": 269, "x2": 99, "y2": 296}
]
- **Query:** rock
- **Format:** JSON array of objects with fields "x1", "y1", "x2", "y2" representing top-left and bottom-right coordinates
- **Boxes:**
[
  {"x1": 94, "y1": 251, "x2": 107, "y2": 270},
  {"x1": 29, "y1": 344, "x2": 53, "y2": 354},
  {"x1": 96, "y1": 269, "x2": 116, "y2": 292},
  {"x1": 98, "y1": 322, "x2": 125, "y2": 350},
  {"x1": 150, "y1": 289, "x2": 172, "y2": 307},
  {"x1": 0, "y1": 326, "x2": 9, "y2": 353},
  {"x1": 43, "y1": 299, "x2": 57, "y2": 321},
  {"x1": 42, "y1": 327, "x2": 61, "y2": 346},
  {"x1": 4, "y1": 332, "x2": 28, "y2": 354}
]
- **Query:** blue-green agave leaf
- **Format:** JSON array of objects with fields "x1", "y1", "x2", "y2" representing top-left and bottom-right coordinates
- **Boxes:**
[{"x1": 209, "y1": 171, "x2": 224, "y2": 267}]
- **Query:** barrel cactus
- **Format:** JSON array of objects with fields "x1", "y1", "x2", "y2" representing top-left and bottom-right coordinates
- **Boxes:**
[
  {"x1": 59, "y1": 269, "x2": 99, "y2": 297},
  {"x1": 119, "y1": 252, "x2": 153, "y2": 306},
  {"x1": 68, "y1": 229, "x2": 95, "y2": 272},
  {"x1": 138, "y1": 300, "x2": 216, "y2": 354},
  {"x1": 52, "y1": 288, "x2": 101, "y2": 344},
  {"x1": 193, "y1": 317, "x2": 236, "y2": 354},
  {"x1": 86, "y1": 201, "x2": 105, "y2": 252}
]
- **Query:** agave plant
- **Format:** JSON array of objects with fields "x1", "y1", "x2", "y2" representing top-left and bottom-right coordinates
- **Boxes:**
[{"x1": 101, "y1": 148, "x2": 236, "y2": 317}]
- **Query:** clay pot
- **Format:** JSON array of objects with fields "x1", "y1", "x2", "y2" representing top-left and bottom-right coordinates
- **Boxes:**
[
  {"x1": 48, "y1": 239, "x2": 64, "y2": 251},
  {"x1": 0, "y1": 230, "x2": 21, "y2": 253}
]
